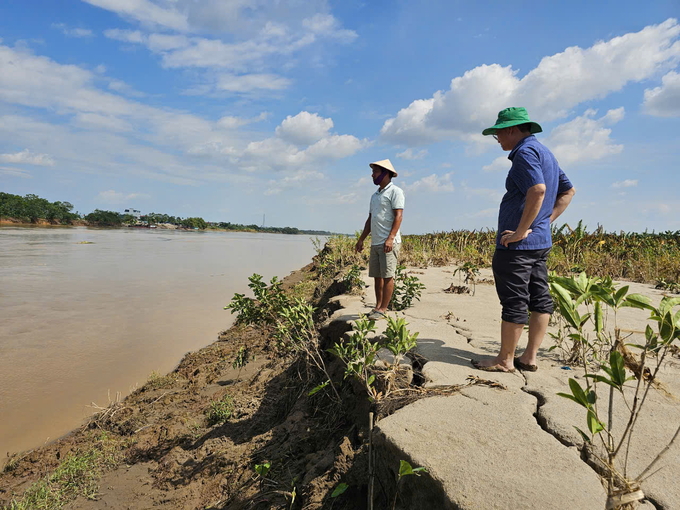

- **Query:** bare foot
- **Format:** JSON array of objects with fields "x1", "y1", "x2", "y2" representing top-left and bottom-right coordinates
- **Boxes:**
[{"x1": 472, "y1": 358, "x2": 515, "y2": 373}]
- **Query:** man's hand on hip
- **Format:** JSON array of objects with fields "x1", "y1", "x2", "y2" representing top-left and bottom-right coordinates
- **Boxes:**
[
  {"x1": 500, "y1": 229, "x2": 532, "y2": 247},
  {"x1": 384, "y1": 237, "x2": 394, "y2": 253}
]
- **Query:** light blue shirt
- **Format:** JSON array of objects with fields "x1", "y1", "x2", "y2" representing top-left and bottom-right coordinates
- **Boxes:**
[{"x1": 369, "y1": 182, "x2": 405, "y2": 246}]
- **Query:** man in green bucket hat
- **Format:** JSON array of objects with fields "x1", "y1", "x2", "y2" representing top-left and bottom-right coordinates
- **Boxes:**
[{"x1": 473, "y1": 107, "x2": 576, "y2": 373}]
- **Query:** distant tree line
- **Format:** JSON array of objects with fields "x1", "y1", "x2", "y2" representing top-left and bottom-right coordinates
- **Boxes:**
[
  {"x1": 0, "y1": 192, "x2": 80, "y2": 224},
  {"x1": 0, "y1": 193, "x2": 334, "y2": 234}
]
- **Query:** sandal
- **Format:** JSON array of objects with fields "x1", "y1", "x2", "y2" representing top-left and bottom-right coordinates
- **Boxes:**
[
  {"x1": 514, "y1": 358, "x2": 538, "y2": 372},
  {"x1": 367, "y1": 310, "x2": 387, "y2": 320}
]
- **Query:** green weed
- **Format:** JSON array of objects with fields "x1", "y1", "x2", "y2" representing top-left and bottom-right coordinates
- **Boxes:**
[
  {"x1": 205, "y1": 395, "x2": 234, "y2": 426},
  {"x1": 6, "y1": 432, "x2": 121, "y2": 509}
]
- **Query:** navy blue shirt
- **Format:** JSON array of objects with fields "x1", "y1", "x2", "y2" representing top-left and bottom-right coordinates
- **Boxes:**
[{"x1": 497, "y1": 135, "x2": 573, "y2": 250}]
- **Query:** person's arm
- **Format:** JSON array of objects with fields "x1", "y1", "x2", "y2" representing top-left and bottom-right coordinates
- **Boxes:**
[
  {"x1": 500, "y1": 184, "x2": 545, "y2": 247},
  {"x1": 384, "y1": 209, "x2": 403, "y2": 253},
  {"x1": 355, "y1": 214, "x2": 371, "y2": 252},
  {"x1": 551, "y1": 187, "x2": 575, "y2": 223}
]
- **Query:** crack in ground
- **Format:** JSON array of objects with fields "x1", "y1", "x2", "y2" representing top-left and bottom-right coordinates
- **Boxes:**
[{"x1": 520, "y1": 385, "x2": 666, "y2": 509}]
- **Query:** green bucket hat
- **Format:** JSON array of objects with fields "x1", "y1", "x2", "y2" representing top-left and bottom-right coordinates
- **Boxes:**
[{"x1": 482, "y1": 107, "x2": 542, "y2": 136}]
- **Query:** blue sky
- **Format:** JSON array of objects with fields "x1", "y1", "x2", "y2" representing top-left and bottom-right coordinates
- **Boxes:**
[{"x1": 0, "y1": 0, "x2": 679, "y2": 234}]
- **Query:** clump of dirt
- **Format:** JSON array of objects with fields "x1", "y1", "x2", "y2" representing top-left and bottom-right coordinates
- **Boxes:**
[
  {"x1": 0, "y1": 265, "x2": 378, "y2": 510},
  {"x1": 443, "y1": 283, "x2": 470, "y2": 294}
]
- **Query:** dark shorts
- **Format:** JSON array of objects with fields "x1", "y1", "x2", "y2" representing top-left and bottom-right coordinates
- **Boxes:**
[{"x1": 492, "y1": 248, "x2": 553, "y2": 324}]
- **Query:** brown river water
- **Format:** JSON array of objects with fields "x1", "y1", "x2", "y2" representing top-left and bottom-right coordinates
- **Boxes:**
[{"x1": 0, "y1": 227, "x2": 320, "y2": 461}]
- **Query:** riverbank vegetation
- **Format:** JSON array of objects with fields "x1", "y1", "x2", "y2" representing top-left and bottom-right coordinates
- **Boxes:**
[
  {"x1": 0, "y1": 192, "x2": 333, "y2": 234},
  {"x1": 318, "y1": 222, "x2": 679, "y2": 285},
  {"x1": 0, "y1": 192, "x2": 80, "y2": 224}
]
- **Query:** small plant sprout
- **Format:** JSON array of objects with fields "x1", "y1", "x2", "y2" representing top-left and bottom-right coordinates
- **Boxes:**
[
  {"x1": 232, "y1": 345, "x2": 249, "y2": 381},
  {"x1": 254, "y1": 461, "x2": 271, "y2": 478},
  {"x1": 384, "y1": 316, "x2": 419, "y2": 367},
  {"x1": 392, "y1": 460, "x2": 428, "y2": 510},
  {"x1": 331, "y1": 482, "x2": 349, "y2": 498},
  {"x1": 453, "y1": 262, "x2": 481, "y2": 295}
]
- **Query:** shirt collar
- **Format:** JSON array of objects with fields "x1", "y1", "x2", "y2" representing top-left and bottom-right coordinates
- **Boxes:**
[
  {"x1": 508, "y1": 134, "x2": 535, "y2": 161},
  {"x1": 376, "y1": 181, "x2": 393, "y2": 194}
]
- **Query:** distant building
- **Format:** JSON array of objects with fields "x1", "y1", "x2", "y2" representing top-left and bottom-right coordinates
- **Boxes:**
[{"x1": 124, "y1": 208, "x2": 141, "y2": 219}]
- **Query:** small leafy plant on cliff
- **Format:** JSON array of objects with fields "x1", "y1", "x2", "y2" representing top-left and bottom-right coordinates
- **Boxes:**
[
  {"x1": 225, "y1": 274, "x2": 342, "y2": 402},
  {"x1": 550, "y1": 272, "x2": 680, "y2": 508},
  {"x1": 383, "y1": 316, "x2": 419, "y2": 367},
  {"x1": 342, "y1": 264, "x2": 366, "y2": 293},
  {"x1": 389, "y1": 265, "x2": 426, "y2": 311},
  {"x1": 225, "y1": 274, "x2": 289, "y2": 326},
  {"x1": 328, "y1": 316, "x2": 380, "y2": 400},
  {"x1": 330, "y1": 315, "x2": 421, "y2": 401}
]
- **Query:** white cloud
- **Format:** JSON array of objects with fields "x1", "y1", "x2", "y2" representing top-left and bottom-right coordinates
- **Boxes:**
[
  {"x1": 482, "y1": 156, "x2": 511, "y2": 173},
  {"x1": 0, "y1": 166, "x2": 32, "y2": 178},
  {"x1": 103, "y1": 29, "x2": 146, "y2": 44},
  {"x1": 84, "y1": 0, "x2": 188, "y2": 31},
  {"x1": 544, "y1": 108, "x2": 624, "y2": 165},
  {"x1": 264, "y1": 169, "x2": 324, "y2": 195},
  {"x1": 612, "y1": 179, "x2": 638, "y2": 188},
  {"x1": 462, "y1": 182, "x2": 504, "y2": 202},
  {"x1": 396, "y1": 148, "x2": 428, "y2": 160},
  {"x1": 407, "y1": 173, "x2": 455, "y2": 193},
  {"x1": 108, "y1": 79, "x2": 146, "y2": 97},
  {"x1": 217, "y1": 73, "x2": 292, "y2": 93},
  {"x1": 381, "y1": 19, "x2": 680, "y2": 145},
  {"x1": 0, "y1": 149, "x2": 55, "y2": 166},
  {"x1": 96, "y1": 3, "x2": 357, "y2": 99},
  {"x1": 52, "y1": 23, "x2": 94, "y2": 38},
  {"x1": 275, "y1": 111, "x2": 334, "y2": 145},
  {"x1": 243, "y1": 131, "x2": 367, "y2": 170},
  {"x1": 301, "y1": 14, "x2": 358, "y2": 43},
  {"x1": 97, "y1": 190, "x2": 151, "y2": 204},
  {"x1": 147, "y1": 33, "x2": 190, "y2": 51},
  {"x1": 0, "y1": 39, "x2": 366, "y2": 193},
  {"x1": 74, "y1": 113, "x2": 133, "y2": 132},
  {"x1": 465, "y1": 208, "x2": 496, "y2": 219},
  {"x1": 643, "y1": 71, "x2": 680, "y2": 117}
]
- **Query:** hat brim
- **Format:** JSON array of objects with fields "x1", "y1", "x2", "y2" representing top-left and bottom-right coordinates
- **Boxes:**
[{"x1": 482, "y1": 120, "x2": 542, "y2": 136}]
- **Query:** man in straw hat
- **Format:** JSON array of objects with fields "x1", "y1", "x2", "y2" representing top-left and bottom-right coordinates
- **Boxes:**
[
  {"x1": 473, "y1": 107, "x2": 575, "y2": 373},
  {"x1": 355, "y1": 159, "x2": 404, "y2": 320}
]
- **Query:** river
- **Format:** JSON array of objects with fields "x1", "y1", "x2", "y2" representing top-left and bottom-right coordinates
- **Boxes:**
[{"x1": 0, "y1": 227, "x2": 320, "y2": 461}]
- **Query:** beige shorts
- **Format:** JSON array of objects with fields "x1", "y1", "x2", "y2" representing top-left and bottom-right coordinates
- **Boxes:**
[{"x1": 369, "y1": 243, "x2": 400, "y2": 278}]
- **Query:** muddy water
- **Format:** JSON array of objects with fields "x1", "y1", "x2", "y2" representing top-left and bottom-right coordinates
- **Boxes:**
[{"x1": 0, "y1": 227, "x2": 320, "y2": 460}]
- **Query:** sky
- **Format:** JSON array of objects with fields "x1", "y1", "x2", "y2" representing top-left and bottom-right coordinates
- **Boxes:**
[{"x1": 0, "y1": 0, "x2": 679, "y2": 234}]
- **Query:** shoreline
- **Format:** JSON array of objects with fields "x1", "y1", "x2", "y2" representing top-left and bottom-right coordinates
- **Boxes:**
[{"x1": 0, "y1": 218, "x2": 335, "y2": 235}]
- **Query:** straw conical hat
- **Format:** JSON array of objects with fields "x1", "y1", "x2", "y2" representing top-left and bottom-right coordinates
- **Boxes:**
[{"x1": 369, "y1": 159, "x2": 397, "y2": 177}]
